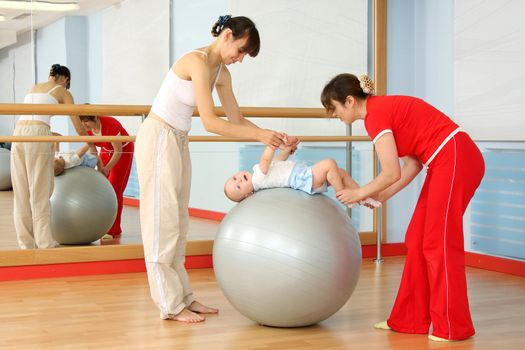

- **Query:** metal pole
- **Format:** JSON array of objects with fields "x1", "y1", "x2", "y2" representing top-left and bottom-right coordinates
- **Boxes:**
[
  {"x1": 346, "y1": 124, "x2": 353, "y2": 218},
  {"x1": 374, "y1": 206, "x2": 383, "y2": 263},
  {"x1": 374, "y1": 150, "x2": 383, "y2": 263}
]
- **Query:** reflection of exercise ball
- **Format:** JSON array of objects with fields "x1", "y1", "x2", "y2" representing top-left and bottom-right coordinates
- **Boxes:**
[
  {"x1": 51, "y1": 166, "x2": 117, "y2": 245},
  {"x1": 0, "y1": 148, "x2": 12, "y2": 190},
  {"x1": 213, "y1": 188, "x2": 362, "y2": 327}
]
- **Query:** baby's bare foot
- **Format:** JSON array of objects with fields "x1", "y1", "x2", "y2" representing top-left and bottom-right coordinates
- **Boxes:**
[
  {"x1": 167, "y1": 308, "x2": 205, "y2": 323},
  {"x1": 188, "y1": 301, "x2": 219, "y2": 314}
]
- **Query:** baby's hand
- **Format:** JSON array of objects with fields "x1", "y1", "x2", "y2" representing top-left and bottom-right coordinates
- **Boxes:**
[
  {"x1": 280, "y1": 145, "x2": 294, "y2": 153},
  {"x1": 280, "y1": 135, "x2": 299, "y2": 154},
  {"x1": 285, "y1": 135, "x2": 299, "y2": 147}
]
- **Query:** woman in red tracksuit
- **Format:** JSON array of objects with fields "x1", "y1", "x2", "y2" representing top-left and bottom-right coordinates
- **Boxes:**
[
  {"x1": 80, "y1": 115, "x2": 134, "y2": 238},
  {"x1": 321, "y1": 73, "x2": 485, "y2": 342}
]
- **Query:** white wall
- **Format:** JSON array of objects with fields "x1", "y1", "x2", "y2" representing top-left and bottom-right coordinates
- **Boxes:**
[
  {"x1": 385, "y1": 0, "x2": 456, "y2": 243},
  {"x1": 455, "y1": 0, "x2": 525, "y2": 141},
  {"x1": 65, "y1": 17, "x2": 89, "y2": 104},
  {"x1": 35, "y1": 19, "x2": 66, "y2": 83},
  {"x1": 0, "y1": 31, "x2": 33, "y2": 135},
  {"x1": 229, "y1": 0, "x2": 368, "y2": 134},
  {"x1": 172, "y1": 0, "x2": 227, "y2": 63},
  {"x1": 173, "y1": 1, "x2": 370, "y2": 215},
  {"x1": 101, "y1": 0, "x2": 169, "y2": 106},
  {"x1": 99, "y1": 0, "x2": 170, "y2": 141},
  {"x1": 36, "y1": 17, "x2": 85, "y2": 152},
  {"x1": 87, "y1": 12, "x2": 103, "y2": 104}
]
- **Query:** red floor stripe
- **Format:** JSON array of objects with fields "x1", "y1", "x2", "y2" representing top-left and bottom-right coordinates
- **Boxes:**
[
  {"x1": 188, "y1": 208, "x2": 225, "y2": 221},
  {"x1": 122, "y1": 197, "x2": 139, "y2": 207},
  {"x1": 124, "y1": 197, "x2": 226, "y2": 221}
]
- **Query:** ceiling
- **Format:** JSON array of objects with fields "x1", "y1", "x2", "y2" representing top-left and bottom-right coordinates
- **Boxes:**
[{"x1": 0, "y1": 0, "x2": 122, "y2": 49}]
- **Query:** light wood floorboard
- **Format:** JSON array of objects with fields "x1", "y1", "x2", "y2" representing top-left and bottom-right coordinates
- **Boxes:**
[{"x1": 0, "y1": 256, "x2": 523, "y2": 350}]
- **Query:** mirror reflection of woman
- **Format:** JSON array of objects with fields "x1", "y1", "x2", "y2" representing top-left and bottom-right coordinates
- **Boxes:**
[
  {"x1": 80, "y1": 115, "x2": 134, "y2": 239},
  {"x1": 11, "y1": 64, "x2": 88, "y2": 249}
]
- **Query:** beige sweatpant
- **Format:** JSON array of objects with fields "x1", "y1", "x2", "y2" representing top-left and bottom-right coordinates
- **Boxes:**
[
  {"x1": 11, "y1": 121, "x2": 56, "y2": 249},
  {"x1": 135, "y1": 117, "x2": 193, "y2": 318}
]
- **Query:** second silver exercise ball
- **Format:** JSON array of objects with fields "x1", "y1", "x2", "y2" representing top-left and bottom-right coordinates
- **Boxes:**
[
  {"x1": 213, "y1": 188, "x2": 362, "y2": 327},
  {"x1": 51, "y1": 166, "x2": 117, "y2": 245},
  {"x1": 0, "y1": 148, "x2": 12, "y2": 190}
]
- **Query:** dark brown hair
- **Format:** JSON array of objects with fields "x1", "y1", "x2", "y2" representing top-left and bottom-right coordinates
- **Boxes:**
[
  {"x1": 320, "y1": 73, "x2": 370, "y2": 114},
  {"x1": 49, "y1": 64, "x2": 71, "y2": 89},
  {"x1": 211, "y1": 15, "x2": 260, "y2": 57},
  {"x1": 79, "y1": 115, "x2": 96, "y2": 122}
]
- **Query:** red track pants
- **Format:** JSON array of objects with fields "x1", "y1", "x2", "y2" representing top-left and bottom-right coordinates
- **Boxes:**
[
  {"x1": 100, "y1": 144, "x2": 134, "y2": 237},
  {"x1": 387, "y1": 132, "x2": 485, "y2": 340}
]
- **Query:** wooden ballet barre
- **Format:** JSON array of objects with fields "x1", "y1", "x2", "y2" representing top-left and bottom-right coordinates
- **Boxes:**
[
  {"x1": 0, "y1": 136, "x2": 136, "y2": 143},
  {"x1": 0, "y1": 104, "x2": 327, "y2": 118},
  {"x1": 0, "y1": 135, "x2": 371, "y2": 143},
  {"x1": 0, "y1": 104, "x2": 149, "y2": 116}
]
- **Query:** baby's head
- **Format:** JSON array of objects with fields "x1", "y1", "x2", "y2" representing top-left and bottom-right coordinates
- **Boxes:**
[
  {"x1": 54, "y1": 156, "x2": 65, "y2": 176},
  {"x1": 224, "y1": 171, "x2": 254, "y2": 202}
]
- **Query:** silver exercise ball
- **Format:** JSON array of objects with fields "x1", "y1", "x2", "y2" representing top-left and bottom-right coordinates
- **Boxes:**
[
  {"x1": 0, "y1": 148, "x2": 12, "y2": 190},
  {"x1": 51, "y1": 166, "x2": 117, "y2": 245},
  {"x1": 213, "y1": 188, "x2": 362, "y2": 327}
]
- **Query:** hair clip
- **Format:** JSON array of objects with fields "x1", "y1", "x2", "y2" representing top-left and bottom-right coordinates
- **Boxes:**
[
  {"x1": 358, "y1": 75, "x2": 375, "y2": 95},
  {"x1": 218, "y1": 15, "x2": 232, "y2": 27}
]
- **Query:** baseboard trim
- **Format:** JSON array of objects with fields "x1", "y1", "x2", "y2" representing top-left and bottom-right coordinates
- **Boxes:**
[
  {"x1": 362, "y1": 243, "x2": 407, "y2": 258},
  {"x1": 0, "y1": 255, "x2": 213, "y2": 282},
  {"x1": 0, "y1": 241, "x2": 213, "y2": 267},
  {"x1": 465, "y1": 251, "x2": 525, "y2": 277}
]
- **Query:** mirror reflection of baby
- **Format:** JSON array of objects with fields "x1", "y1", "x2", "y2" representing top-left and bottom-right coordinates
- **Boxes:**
[
  {"x1": 224, "y1": 143, "x2": 381, "y2": 208},
  {"x1": 52, "y1": 132, "x2": 104, "y2": 176}
]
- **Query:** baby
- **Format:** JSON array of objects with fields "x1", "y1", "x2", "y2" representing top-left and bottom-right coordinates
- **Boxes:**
[
  {"x1": 224, "y1": 144, "x2": 381, "y2": 208},
  {"x1": 53, "y1": 135, "x2": 103, "y2": 176},
  {"x1": 54, "y1": 151, "x2": 103, "y2": 176}
]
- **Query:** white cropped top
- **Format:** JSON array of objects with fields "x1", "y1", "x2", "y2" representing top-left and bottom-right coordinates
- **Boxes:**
[
  {"x1": 150, "y1": 50, "x2": 222, "y2": 132},
  {"x1": 18, "y1": 85, "x2": 61, "y2": 125}
]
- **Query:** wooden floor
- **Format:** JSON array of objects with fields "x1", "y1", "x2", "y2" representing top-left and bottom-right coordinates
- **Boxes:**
[{"x1": 0, "y1": 256, "x2": 523, "y2": 349}]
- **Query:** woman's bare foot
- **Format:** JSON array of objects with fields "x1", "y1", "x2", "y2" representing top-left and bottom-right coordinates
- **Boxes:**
[
  {"x1": 373, "y1": 321, "x2": 391, "y2": 330},
  {"x1": 428, "y1": 335, "x2": 456, "y2": 342},
  {"x1": 188, "y1": 301, "x2": 219, "y2": 314},
  {"x1": 167, "y1": 308, "x2": 205, "y2": 323}
]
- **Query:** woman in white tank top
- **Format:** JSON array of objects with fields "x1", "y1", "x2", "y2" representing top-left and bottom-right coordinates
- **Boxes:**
[
  {"x1": 11, "y1": 64, "x2": 88, "y2": 250},
  {"x1": 135, "y1": 15, "x2": 298, "y2": 323}
]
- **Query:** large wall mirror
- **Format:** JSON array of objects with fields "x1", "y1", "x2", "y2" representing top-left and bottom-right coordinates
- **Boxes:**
[{"x1": 0, "y1": 0, "x2": 381, "y2": 257}]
